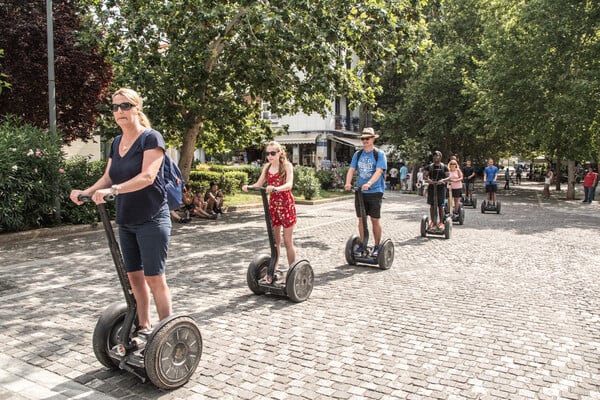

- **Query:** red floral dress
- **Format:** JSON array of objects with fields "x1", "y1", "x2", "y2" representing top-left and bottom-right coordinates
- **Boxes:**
[{"x1": 267, "y1": 170, "x2": 297, "y2": 228}]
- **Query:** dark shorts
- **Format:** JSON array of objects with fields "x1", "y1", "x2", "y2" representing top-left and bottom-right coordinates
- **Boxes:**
[
  {"x1": 427, "y1": 184, "x2": 446, "y2": 206},
  {"x1": 465, "y1": 181, "x2": 474, "y2": 192},
  {"x1": 485, "y1": 183, "x2": 497, "y2": 193},
  {"x1": 355, "y1": 192, "x2": 383, "y2": 219},
  {"x1": 451, "y1": 188, "x2": 462, "y2": 198},
  {"x1": 118, "y1": 205, "x2": 171, "y2": 276}
]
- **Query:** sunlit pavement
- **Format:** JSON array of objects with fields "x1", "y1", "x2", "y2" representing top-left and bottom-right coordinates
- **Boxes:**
[{"x1": 0, "y1": 181, "x2": 599, "y2": 399}]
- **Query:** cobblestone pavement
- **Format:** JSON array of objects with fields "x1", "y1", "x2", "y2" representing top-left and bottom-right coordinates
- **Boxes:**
[{"x1": 1, "y1": 181, "x2": 599, "y2": 400}]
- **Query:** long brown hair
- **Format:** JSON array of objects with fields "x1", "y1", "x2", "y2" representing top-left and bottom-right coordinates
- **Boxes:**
[
  {"x1": 112, "y1": 88, "x2": 152, "y2": 128},
  {"x1": 266, "y1": 141, "x2": 289, "y2": 182}
]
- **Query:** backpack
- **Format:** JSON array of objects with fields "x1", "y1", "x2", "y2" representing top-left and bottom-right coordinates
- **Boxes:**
[
  {"x1": 356, "y1": 148, "x2": 386, "y2": 174},
  {"x1": 357, "y1": 148, "x2": 379, "y2": 163},
  {"x1": 138, "y1": 130, "x2": 185, "y2": 210}
]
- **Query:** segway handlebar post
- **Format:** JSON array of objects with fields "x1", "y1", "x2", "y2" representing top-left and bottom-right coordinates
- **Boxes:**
[
  {"x1": 246, "y1": 186, "x2": 278, "y2": 278},
  {"x1": 78, "y1": 194, "x2": 138, "y2": 334}
]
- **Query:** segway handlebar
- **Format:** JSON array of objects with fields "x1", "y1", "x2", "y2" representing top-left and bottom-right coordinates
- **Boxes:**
[
  {"x1": 428, "y1": 178, "x2": 450, "y2": 185},
  {"x1": 77, "y1": 194, "x2": 116, "y2": 203},
  {"x1": 246, "y1": 186, "x2": 278, "y2": 193}
]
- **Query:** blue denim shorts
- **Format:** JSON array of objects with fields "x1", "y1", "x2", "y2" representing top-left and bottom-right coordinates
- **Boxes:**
[{"x1": 118, "y1": 205, "x2": 172, "y2": 276}]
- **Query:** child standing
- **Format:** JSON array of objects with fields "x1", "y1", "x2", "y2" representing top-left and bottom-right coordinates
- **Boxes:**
[{"x1": 243, "y1": 141, "x2": 297, "y2": 283}]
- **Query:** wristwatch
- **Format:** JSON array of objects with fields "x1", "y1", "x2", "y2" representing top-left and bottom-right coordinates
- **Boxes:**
[{"x1": 111, "y1": 184, "x2": 119, "y2": 195}]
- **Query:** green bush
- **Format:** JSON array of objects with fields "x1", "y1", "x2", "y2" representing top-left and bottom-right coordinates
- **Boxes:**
[
  {"x1": 0, "y1": 116, "x2": 69, "y2": 232},
  {"x1": 294, "y1": 166, "x2": 320, "y2": 200},
  {"x1": 60, "y1": 156, "x2": 115, "y2": 225}
]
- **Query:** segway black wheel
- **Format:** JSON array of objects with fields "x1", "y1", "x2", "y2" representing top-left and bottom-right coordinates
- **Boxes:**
[
  {"x1": 377, "y1": 239, "x2": 394, "y2": 270},
  {"x1": 444, "y1": 218, "x2": 452, "y2": 239},
  {"x1": 420, "y1": 215, "x2": 428, "y2": 237},
  {"x1": 458, "y1": 206, "x2": 465, "y2": 225},
  {"x1": 92, "y1": 301, "x2": 136, "y2": 369},
  {"x1": 345, "y1": 235, "x2": 360, "y2": 265},
  {"x1": 481, "y1": 200, "x2": 486, "y2": 213},
  {"x1": 496, "y1": 200, "x2": 501, "y2": 214},
  {"x1": 145, "y1": 316, "x2": 202, "y2": 390},
  {"x1": 247, "y1": 254, "x2": 270, "y2": 295},
  {"x1": 286, "y1": 260, "x2": 314, "y2": 303},
  {"x1": 472, "y1": 197, "x2": 477, "y2": 209}
]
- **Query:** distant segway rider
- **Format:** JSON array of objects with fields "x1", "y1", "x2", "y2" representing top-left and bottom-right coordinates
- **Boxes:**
[
  {"x1": 344, "y1": 127, "x2": 387, "y2": 257},
  {"x1": 447, "y1": 160, "x2": 463, "y2": 215},
  {"x1": 463, "y1": 160, "x2": 476, "y2": 202},
  {"x1": 424, "y1": 151, "x2": 449, "y2": 229},
  {"x1": 484, "y1": 158, "x2": 499, "y2": 205}
]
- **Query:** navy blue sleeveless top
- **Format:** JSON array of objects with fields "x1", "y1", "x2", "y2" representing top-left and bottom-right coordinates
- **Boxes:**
[{"x1": 109, "y1": 129, "x2": 167, "y2": 225}]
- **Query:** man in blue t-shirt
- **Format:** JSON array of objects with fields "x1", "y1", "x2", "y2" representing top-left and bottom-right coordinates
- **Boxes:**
[
  {"x1": 484, "y1": 158, "x2": 499, "y2": 205},
  {"x1": 345, "y1": 127, "x2": 388, "y2": 257},
  {"x1": 399, "y1": 163, "x2": 408, "y2": 191}
]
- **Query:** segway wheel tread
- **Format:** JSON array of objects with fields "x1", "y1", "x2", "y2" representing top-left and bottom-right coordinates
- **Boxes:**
[
  {"x1": 286, "y1": 260, "x2": 314, "y2": 303},
  {"x1": 377, "y1": 240, "x2": 394, "y2": 270},
  {"x1": 92, "y1": 301, "x2": 134, "y2": 369},
  {"x1": 246, "y1": 254, "x2": 270, "y2": 295},
  {"x1": 444, "y1": 218, "x2": 452, "y2": 239},
  {"x1": 420, "y1": 216, "x2": 428, "y2": 237},
  {"x1": 145, "y1": 316, "x2": 202, "y2": 390},
  {"x1": 345, "y1": 235, "x2": 359, "y2": 265},
  {"x1": 496, "y1": 201, "x2": 501, "y2": 214}
]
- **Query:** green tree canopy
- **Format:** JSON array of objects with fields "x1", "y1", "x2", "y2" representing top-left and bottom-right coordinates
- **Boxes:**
[{"x1": 89, "y1": 0, "x2": 430, "y2": 179}]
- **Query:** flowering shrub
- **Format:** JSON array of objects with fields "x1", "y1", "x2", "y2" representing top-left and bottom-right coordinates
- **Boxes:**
[
  {"x1": 0, "y1": 116, "x2": 69, "y2": 232},
  {"x1": 0, "y1": 116, "x2": 113, "y2": 232},
  {"x1": 60, "y1": 156, "x2": 114, "y2": 225}
]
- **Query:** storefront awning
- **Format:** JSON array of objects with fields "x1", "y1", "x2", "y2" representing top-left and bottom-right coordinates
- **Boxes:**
[
  {"x1": 329, "y1": 135, "x2": 363, "y2": 149},
  {"x1": 274, "y1": 133, "x2": 319, "y2": 145}
]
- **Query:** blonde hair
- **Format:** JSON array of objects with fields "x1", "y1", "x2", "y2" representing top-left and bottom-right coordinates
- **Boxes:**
[
  {"x1": 112, "y1": 88, "x2": 152, "y2": 128},
  {"x1": 266, "y1": 141, "x2": 289, "y2": 182}
]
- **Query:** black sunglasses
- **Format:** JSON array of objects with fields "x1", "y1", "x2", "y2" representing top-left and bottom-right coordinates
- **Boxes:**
[
  {"x1": 361, "y1": 137, "x2": 372, "y2": 141},
  {"x1": 266, "y1": 151, "x2": 279, "y2": 156},
  {"x1": 111, "y1": 102, "x2": 134, "y2": 112}
]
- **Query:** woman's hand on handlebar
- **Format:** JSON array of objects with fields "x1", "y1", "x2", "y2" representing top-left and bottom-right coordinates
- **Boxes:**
[
  {"x1": 344, "y1": 183, "x2": 352, "y2": 191},
  {"x1": 92, "y1": 188, "x2": 112, "y2": 204},
  {"x1": 241, "y1": 185, "x2": 248, "y2": 192},
  {"x1": 69, "y1": 189, "x2": 87, "y2": 205}
]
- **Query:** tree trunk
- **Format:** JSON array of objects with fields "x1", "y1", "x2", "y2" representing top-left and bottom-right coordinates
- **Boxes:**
[
  {"x1": 566, "y1": 159, "x2": 575, "y2": 200},
  {"x1": 179, "y1": 122, "x2": 201, "y2": 182}
]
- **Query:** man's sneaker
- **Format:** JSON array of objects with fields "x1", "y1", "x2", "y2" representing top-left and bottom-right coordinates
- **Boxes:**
[
  {"x1": 372, "y1": 245, "x2": 380, "y2": 257},
  {"x1": 428, "y1": 221, "x2": 435, "y2": 228},
  {"x1": 437, "y1": 222, "x2": 445, "y2": 230},
  {"x1": 354, "y1": 244, "x2": 364, "y2": 255}
]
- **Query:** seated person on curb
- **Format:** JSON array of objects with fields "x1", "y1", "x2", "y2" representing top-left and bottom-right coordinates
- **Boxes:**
[
  {"x1": 170, "y1": 184, "x2": 194, "y2": 223},
  {"x1": 204, "y1": 181, "x2": 225, "y2": 214},
  {"x1": 424, "y1": 151, "x2": 449, "y2": 229},
  {"x1": 192, "y1": 190, "x2": 217, "y2": 219}
]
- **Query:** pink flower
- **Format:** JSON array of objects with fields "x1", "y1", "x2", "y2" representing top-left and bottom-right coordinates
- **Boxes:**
[
  {"x1": 34, "y1": 168, "x2": 38, "y2": 173},
  {"x1": 35, "y1": 149, "x2": 41, "y2": 157},
  {"x1": 58, "y1": 168, "x2": 65, "y2": 174}
]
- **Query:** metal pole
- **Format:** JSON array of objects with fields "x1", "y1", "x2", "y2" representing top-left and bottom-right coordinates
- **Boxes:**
[
  {"x1": 47, "y1": 0, "x2": 60, "y2": 222},
  {"x1": 46, "y1": 0, "x2": 56, "y2": 132}
]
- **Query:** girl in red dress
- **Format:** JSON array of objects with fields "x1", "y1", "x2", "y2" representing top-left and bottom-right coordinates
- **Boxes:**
[{"x1": 243, "y1": 141, "x2": 297, "y2": 283}]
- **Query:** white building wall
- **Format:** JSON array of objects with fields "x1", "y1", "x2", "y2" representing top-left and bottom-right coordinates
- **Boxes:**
[
  {"x1": 62, "y1": 136, "x2": 102, "y2": 161},
  {"x1": 275, "y1": 111, "x2": 334, "y2": 132}
]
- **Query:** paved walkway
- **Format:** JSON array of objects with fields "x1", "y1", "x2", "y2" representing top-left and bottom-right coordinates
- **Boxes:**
[{"x1": 0, "y1": 181, "x2": 599, "y2": 399}]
